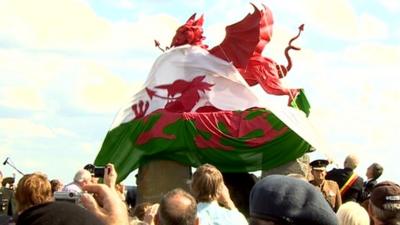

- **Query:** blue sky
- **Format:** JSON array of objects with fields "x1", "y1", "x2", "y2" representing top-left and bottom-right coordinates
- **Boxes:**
[{"x1": 0, "y1": 0, "x2": 399, "y2": 185}]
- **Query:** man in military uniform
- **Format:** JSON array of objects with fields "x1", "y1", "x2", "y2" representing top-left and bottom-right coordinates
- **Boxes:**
[
  {"x1": 309, "y1": 159, "x2": 342, "y2": 212},
  {"x1": 0, "y1": 173, "x2": 16, "y2": 223}
]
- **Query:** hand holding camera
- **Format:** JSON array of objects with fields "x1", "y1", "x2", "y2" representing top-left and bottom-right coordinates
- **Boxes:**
[
  {"x1": 80, "y1": 163, "x2": 129, "y2": 225},
  {"x1": 103, "y1": 164, "x2": 117, "y2": 189},
  {"x1": 81, "y1": 183, "x2": 129, "y2": 225}
]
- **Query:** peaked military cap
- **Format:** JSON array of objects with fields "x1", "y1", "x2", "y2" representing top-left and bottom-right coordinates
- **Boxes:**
[{"x1": 310, "y1": 159, "x2": 329, "y2": 170}]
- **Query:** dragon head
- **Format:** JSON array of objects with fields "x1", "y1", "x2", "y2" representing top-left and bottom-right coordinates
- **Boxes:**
[{"x1": 170, "y1": 14, "x2": 207, "y2": 48}]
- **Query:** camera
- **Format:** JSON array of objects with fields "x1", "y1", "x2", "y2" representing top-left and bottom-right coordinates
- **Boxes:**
[
  {"x1": 84, "y1": 164, "x2": 105, "y2": 178},
  {"x1": 54, "y1": 191, "x2": 82, "y2": 204}
]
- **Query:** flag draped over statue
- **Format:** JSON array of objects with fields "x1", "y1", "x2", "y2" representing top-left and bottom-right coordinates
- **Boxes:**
[{"x1": 94, "y1": 5, "x2": 322, "y2": 182}]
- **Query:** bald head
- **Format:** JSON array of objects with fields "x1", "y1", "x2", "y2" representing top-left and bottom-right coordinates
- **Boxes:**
[
  {"x1": 344, "y1": 154, "x2": 359, "y2": 170},
  {"x1": 158, "y1": 189, "x2": 198, "y2": 225}
]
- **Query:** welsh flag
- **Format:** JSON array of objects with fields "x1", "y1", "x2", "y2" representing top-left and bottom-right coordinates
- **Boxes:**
[{"x1": 94, "y1": 45, "x2": 321, "y2": 181}]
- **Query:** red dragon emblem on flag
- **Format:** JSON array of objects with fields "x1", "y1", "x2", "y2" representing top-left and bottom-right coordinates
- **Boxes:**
[{"x1": 132, "y1": 75, "x2": 214, "y2": 119}]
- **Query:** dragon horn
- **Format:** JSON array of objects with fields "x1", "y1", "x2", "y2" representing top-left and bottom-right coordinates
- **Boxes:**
[
  {"x1": 186, "y1": 13, "x2": 197, "y2": 23},
  {"x1": 194, "y1": 14, "x2": 204, "y2": 26}
]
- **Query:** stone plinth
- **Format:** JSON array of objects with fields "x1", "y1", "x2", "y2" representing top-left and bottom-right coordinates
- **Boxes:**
[
  {"x1": 262, "y1": 155, "x2": 310, "y2": 179},
  {"x1": 136, "y1": 160, "x2": 192, "y2": 204}
]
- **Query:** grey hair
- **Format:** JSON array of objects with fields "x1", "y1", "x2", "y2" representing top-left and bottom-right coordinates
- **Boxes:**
[{"x1": 73, "y1": 169, "x2": 92, "y2": 183}]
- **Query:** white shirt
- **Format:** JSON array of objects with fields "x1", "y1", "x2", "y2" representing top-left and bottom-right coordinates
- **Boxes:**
[
  {"x1": 62, "y1": 182, "x2": 82, "y2": 193},
  {"x1": 197, "y1": 201, "x2": 248, "y2": 225}
]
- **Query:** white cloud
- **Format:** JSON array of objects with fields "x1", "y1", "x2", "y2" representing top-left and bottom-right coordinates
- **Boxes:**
[
  {"x1": 0, "y1": 0, "x2": 109, "y2": 48},
  {"x1": 108, "y1": 14, "x2": 179, "y2": 52},
  {"x1": 0, "y1": 0, "x2": 110, "y2": 50},
  {"x1": 0, "y1": 0, "x2": 180, "y2": 53},
  {"x1": 277, "y1": 0, "x2": 389, "y2": 41},
  {"x1": 0, "y1": 118, "x2": 55, "y2": 138},
  {"x1": 0, "y1": 119, "x2": 73, "y2": 141},
  {"x1": 0, "y1": 145, "x2": 11, "y2": 157},
  {"x1": 358, "y1": 14, "x2": 389, "y2": 40},
  {"x1": 20, "y1": 159, "x2": 45, "y2": 171},
  {"x1": 285, "y1": 0, "x2": 358, "y2": 40},
  {"x1": 0, "y1": 86, "x2": 46, "y2": 111},
  {"x1": 52, "y1": 128, "x2": 78, "y2": 138},
  {"x1": 80, "y1": 142, "x2": 100, "y2": 154},
  {"x1": 113, "y1": 0, "x2": 135, "y2": 9},
  {"x1": 342, "y1": 43, "x2": 400, "y2": 65},
  {"x1": 379, "y1": 0, "x2": 400, "y2": 13},
  {"x1": 73, "y1": 62, "x2": 140, "y2": 113},
  {"x1": 0, "y1": 49, "x2": 62, "y2": 87}
]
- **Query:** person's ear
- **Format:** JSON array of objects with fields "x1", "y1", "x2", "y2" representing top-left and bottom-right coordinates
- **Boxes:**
[{"x1": 194, "y1": 217, "x2": 200, "y2": 225}]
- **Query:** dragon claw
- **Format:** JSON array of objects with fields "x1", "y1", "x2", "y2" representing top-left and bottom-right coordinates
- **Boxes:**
[{"x1": 132, "y1": 100, "x2": 150, "y2": 119}]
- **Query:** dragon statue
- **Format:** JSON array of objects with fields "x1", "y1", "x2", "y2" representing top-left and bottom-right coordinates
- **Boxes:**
[{"x1": 94, "y1": 4, "x2": 318, "y2": 182}]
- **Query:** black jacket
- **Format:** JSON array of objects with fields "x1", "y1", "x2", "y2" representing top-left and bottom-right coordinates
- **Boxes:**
[
  {"x1": 360, "y1": 179, "x2": 378, "y2": 202},
  {"x1": 326, "y1": 168, "x2": 364, "y2": 203}
]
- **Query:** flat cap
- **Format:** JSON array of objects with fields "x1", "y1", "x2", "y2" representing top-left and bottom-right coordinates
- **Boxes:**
[
  {"x1": 370, "y1": 181, "x2": 400, "y2": 211},
  {"x1": 249, "y1": 175, "x2": 337, "y2": 225}
]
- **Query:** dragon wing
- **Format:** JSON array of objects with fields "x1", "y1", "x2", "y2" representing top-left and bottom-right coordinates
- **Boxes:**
[{"x1": 209, "y1": 4, "x2": 274, "y2": 70}]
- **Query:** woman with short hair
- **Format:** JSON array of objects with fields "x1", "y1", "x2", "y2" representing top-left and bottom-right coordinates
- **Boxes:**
[{"x1": 15, "y1": 173, "x2": 53, "y2": 213}]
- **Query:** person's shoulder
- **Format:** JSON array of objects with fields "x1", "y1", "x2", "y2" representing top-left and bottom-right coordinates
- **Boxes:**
[
  {"x1": 62, "y1": 182, "x2": 81, "y2": 192},
  {"x1": 355, "y1": 174, "x2": 364, "y2": 183},
  {"x1": 326, "y1": 180, "x2": 339, "y2": 189},
  {"x1": 17, "y1": 202, "x2": 105, "y2": 225},
  {"x1": 369, "y1": 179, "x2": 378, "y2": 186},
  {"x1": 327, "y1": 168, "x2": 342, "y2": 174},
  {"x1": 197, "y1": 202, "x2": 248, "y2": 225},
  {"x1": 220, "y1": 208, "x2": 248, "y2": 225},
  {"x1": 197, "y1": 201, "x2": 220, "y2": 214}
]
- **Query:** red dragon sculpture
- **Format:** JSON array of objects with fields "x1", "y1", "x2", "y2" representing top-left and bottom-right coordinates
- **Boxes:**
[{"x1": 168, "y1": 4, "x2": 304, "y2": 103}]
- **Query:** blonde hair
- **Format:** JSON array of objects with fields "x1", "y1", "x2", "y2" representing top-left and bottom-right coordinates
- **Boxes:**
[
  {"x1": 337, "y1": 202, "x2": 369, "y2": 225},
  {"x1": 191, "y1": 164, "x2": 223, "y2": 202},
  {"x1": 15, "y1": 173, "x2": 53, "y2": 212}
]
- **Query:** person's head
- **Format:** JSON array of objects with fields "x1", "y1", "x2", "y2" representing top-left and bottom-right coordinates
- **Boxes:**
[
  {"x1": 344, "y1": 154, "x2": 359, "y2": 170},
  {"x1": 16, "y1": 201, "x2": 105, "y2": 225},
  {"x1": 50, "y1": 179, "x2": 63, "y2": 193},
  {"x1": 310, "y1": 159, "x2": 329, "y2": 183},
  {"x1": 368, "y1": 181, "x2": 400, "y2": 224},
  {"x1": 249, "y1": 175, "x2": 338, "y2": 225},
  {"x1": 132, "y1": 202, "x2": 152, "y2": 221},
  {"x1": 336, "y1": 202, "x2": 369, "y2": 225},
  {"x1": 15, "y1": 173, "x2": 53, "y2": 213},
  {"x1": 191, "y1": 164, "x2": 223, "y2": 202},
  {"x1": 73, "y1": 169, "x2": 92, "y2": 187},
  {"x1": 366, "y1": 163, "x2": 384, "y2": 180},
  {"x1": 2, "y1": 177, "x2": 15, "y2": 189},
  {"x1": 156, "y1": 188, "x2": 198, "y2": 225}
]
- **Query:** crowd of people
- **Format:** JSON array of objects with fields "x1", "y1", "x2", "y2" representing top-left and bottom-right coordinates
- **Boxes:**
[{"x1": 0, "y1": 154, "x2": 399, "y2": 225}]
